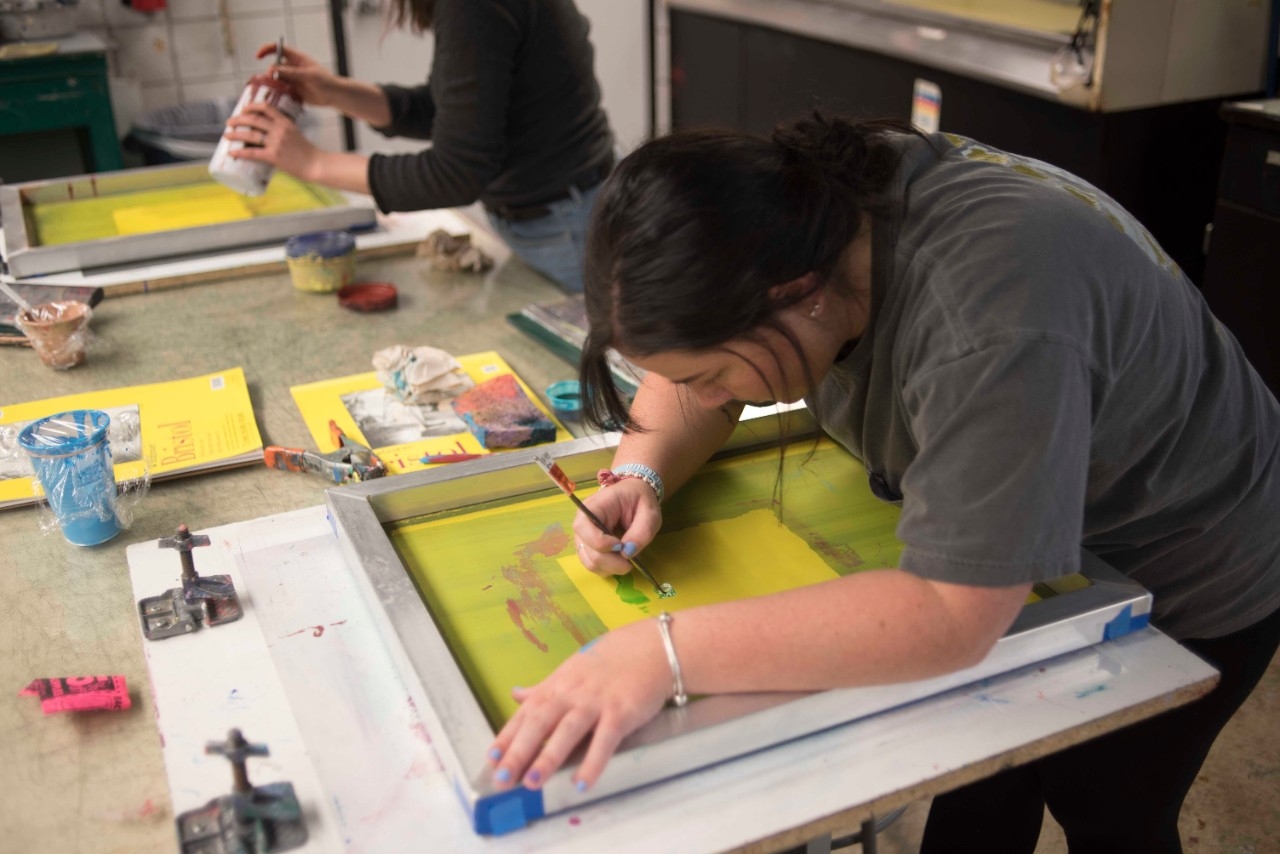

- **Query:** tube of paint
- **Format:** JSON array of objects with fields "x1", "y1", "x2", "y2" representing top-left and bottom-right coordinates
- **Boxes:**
[{"x1": 208, "y1": 73, "x2": 304, "y2": 197}]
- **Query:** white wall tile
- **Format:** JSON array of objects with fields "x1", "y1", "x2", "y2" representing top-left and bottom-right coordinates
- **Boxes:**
[
  {"x1": 103, "y1": 0, "x2": 158, "y2": 29},
  {"x1": 232, "y1": 13, "x2": 288, "y2": 77},
  {"x1": 305, "y1": 112, "x2": 345, "y2": 151},
  {"x1": 288, "y1": 9, "x2": 334, "y2": 67},
  {"x1": 140, "y1": 82, "x2": 180, "y2": 111},
  {"x1": 182, "y1": 77, "x2": 244, "y2": 103},
  {"x1": 172, "y1": 19, "x2": 236, "y2": 78},
  {"x1": 166, "y1": 0, "x2": 219, "y2": 22},
  {"x1": 229, "y1": 0, "x2": 285, "y2": 14},
  {"x1": 76, "y1": 0, "x2": 107, "y2": 30},
  {"x1": 110, "y1": 23, "x2": 176, "y2": 84}
]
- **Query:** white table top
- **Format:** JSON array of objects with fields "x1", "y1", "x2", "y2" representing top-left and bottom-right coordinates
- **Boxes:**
[{"x1": 126, "y1": 504, "x2": 1218, "y2": 853}]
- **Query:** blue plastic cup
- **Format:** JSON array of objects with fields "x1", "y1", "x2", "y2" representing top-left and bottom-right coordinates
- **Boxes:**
[{"x1": 18, "y1": 409, "x2": 122, "y2": 547}]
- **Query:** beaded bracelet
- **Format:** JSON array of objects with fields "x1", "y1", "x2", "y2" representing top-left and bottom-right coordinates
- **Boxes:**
[
  {"x1": 596, "y1": 462, "x2": 665, "y2": 505},
  {"x1": 656, "y1": 612, "x2": 688, "y2": 707}
]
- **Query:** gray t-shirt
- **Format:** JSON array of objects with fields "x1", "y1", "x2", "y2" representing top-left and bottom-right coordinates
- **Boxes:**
[{"x1": 807, "y1": 132, "x2": 1280, "y2": 640}]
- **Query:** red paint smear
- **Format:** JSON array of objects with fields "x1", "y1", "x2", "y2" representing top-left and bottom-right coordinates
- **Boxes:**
[
  {"x1": 329, "y1": 619, "x2": 347, "y2": 626},
  {"x1": 284, "y1": 624, "x2": 326, "y2": 638},
  {"x1": 500, "y1": 524, "x2": 590, "y2": 649},
  {"x1": 312, "y1": 625, "x2": 325, "y2": 637},
  {"x1": 507, "y1": 599, "x2": 548, "y2": 652},
  {"x1": 569, "y1": 815, "x2": 581, "y2": 826},
  {"x1": 136, "y1": 798, "x2": 158, "y2": 819},
  {"x1": 409, "y1": 721, "x2": 431, "y2": 744}
]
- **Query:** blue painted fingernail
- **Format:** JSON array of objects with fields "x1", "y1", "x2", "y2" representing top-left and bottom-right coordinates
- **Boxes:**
[
  {"x1": 495, "y1": 767, "x2": 511, "y2": 783},
  {"x1": 488, "y1": 748, "x2": 502, "y2": 761},
  {"x1": 622, "y1": 541, "x2": 638, "y2": 558},
  {"x1": 525, "y1": 769, "x2": 541, "y2": 784},
  {"x1": 575, "y1": 779, "x2": 588, "y2": 793},
  {"x1": 610, "y1": 543, "x2": 624, "y2": 553}
]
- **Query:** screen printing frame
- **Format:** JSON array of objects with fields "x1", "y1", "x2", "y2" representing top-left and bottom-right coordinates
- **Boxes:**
[
  {"x1": 1, "y1": 162, "x2": 377, "y2": 278},
  {"x1": 326, "y1": 408, "x2": 1152, "y2": 835}
]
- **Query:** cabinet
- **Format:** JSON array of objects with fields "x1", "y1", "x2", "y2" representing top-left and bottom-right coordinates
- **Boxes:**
[
  {"x1": 658, "y1": 0, "x2": 1269, "y2": 285},
  {"x1": 0, "y1": 32, "x2": 122, "y2": 183},
  {"x1": 1201, "y1": 100, "x2": 1280, "y2": 395}
]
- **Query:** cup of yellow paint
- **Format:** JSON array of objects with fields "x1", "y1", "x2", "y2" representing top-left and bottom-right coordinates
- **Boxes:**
[{"x1": 285, "y1": 230, "x2": 356, "y2": 293}]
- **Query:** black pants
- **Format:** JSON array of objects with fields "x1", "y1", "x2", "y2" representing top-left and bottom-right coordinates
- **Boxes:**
[{"x1": 920, "y1": 606, "x2": 1280, "y2": 854}]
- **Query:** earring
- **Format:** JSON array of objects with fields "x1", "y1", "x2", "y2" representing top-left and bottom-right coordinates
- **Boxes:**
[{"x1": 808, "y1": 303, "x2": 822, "y2": 318}]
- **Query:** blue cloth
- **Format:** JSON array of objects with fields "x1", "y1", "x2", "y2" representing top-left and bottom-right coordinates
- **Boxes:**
[{"x1": 485, "y1": 182, "x2": 601, "y2": 293}]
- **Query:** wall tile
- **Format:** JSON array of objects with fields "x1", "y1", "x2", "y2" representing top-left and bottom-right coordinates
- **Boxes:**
[
  {"x1": 288, "y1": 9, "x2": 334, "y2": 67},
  {"x1": 95, "y1": 0, "x2": 337, "y2": 112},
  {"x1": 229, "y1": 0, "x2": 286, "y2": 14},
  {"x1": 75, "y1": 0, "x2": 107, "y2": 30},
  {"x1": 306, "y1": 112, "x2": 345, "y2": 152},
  {"x1": 172, "y1": 19, "x2": 236, "y2": 78},
  {"x1": 166, "y1": 0, "x2": 219, "y2": 22},
  {"x1": 140, "y1": 82, "x2": 180, "y2": 111},
  {"x1": 110, "y1": 23, "x2": 176, "y2": 84},
  {"x1": 232, "y1": 13, "x2": 288, "y2": 78},
  {"x1": 182, "y1": 77, "x2": 243, "y2": 104},
  {"x1": 102, "y1": 0, "x2": 158, "y2": 29}
]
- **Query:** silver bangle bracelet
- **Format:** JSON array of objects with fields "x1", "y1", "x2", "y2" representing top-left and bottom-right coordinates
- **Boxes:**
[{"x1": 656, "y1": 612, "x2": 688, "y2": 707}]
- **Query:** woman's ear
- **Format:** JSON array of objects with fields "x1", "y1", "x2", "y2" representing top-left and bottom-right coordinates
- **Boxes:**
[{"x1": 766, "y1": 272, "x2": 820, "y2": 304}]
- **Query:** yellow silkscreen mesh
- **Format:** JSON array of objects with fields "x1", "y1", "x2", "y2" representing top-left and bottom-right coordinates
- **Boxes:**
[
  {"x1": 559, "y1": 509, "x2": 841, "y2": 630},
  {"x1": 31, "y1": 173, "x2": 333, "y2": 246}
]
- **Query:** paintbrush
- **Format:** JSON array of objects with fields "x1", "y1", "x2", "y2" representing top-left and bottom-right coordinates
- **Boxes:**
[
  {"x1": 532, "y1": 451, "x2": 674, "y2": 599},
  {"x1": 0, "y1": 280, "x2": 33, "y2": 314}
]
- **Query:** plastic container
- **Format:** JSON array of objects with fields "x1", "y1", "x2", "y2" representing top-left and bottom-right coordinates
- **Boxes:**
[
  {"x1": 18, "y1": 410, "x2": 122, "y2": 547},
  {"x1": 285, "y1": 230, "x2": 356, "y2": 293},
  {"x1": 546, "y1": 380, "x2": 583, "y2": 422},
  {"x1": 16, "y1": 300, "x2": 91, "y2": 370},
  {"x1": 126, "y1": 97, "x2": 317, "y2": 165},
  {"x1": 208, "y1": 74, "x2": 304, "y2": 196}
]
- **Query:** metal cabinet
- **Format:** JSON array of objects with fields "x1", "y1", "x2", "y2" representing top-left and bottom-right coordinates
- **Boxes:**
[
  {"x1": 657, "y1": 0, "x2": 1270, "y2": 284},
  {"x1": 1201, "y1": 100, "x2": 1280, "y2": 395}
]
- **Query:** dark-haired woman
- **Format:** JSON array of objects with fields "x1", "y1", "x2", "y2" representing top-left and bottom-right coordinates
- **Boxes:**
[
  {"x1": 224, "y1": 0, "x2": 614, "y2": 293},
  {"x1": 486, "y1": 115, "x2": 1280, "y2": 850}
]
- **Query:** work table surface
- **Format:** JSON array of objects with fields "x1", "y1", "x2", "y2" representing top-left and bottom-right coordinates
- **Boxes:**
[{"x1": 0, "y1": 250, "x2": 578, "y2": 853}]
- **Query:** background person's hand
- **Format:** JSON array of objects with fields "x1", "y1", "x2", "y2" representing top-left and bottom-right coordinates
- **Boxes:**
[
  {"x1": 253, "y1": 42, "x2": 342, "y2": 107},
  {"x1": 225, "y1": 102, "x2": 321, "y2": 181},
  {"x1": 487, "y1": 618, "x2": 673, "y2": 792},
  {"x1": 573, "y1": 478, "x2": 662, "y2": 577}
]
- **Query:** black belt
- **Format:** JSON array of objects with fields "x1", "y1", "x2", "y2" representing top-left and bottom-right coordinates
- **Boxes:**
[{"x1": 486, "y1": 158, "x2": 614, "y2": 222}]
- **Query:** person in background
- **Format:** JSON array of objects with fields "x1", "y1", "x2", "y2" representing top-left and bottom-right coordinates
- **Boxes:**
[
  {"x1": 224, "y1": 0, "x2": 615, "y2": 293},
  {"x1": 484, "y1": 113, "x2": 1280, "y2": 852}
]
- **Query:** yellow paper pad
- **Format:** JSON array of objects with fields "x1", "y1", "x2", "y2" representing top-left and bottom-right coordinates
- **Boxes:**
[
  {"x1": 112, "y1": 195, "x2": 253, "y2": 235},
  {"x1": 559, "y1": 508, "x2": 841, "y2": 629}
]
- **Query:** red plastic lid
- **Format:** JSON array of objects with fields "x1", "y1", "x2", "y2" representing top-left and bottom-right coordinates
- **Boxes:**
[{"x1": 337, "y1": 282, "x2": 398, "y2": 312}]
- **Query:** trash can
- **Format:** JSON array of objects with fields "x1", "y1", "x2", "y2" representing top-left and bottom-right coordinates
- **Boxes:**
[{"x1": 124, "y1": 97, "x2": 317, "y2": 165}]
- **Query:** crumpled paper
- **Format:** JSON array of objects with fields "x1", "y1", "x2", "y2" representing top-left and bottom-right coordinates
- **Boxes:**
[
  {"x1": 372, "y1": 345, "x2": 475, "y2": 405},
  {"x1": 416, "y1": 229, "x2": 494, "y2": 273}
]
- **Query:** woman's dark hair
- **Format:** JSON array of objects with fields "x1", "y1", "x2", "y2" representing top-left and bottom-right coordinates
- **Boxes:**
[
  {"x1": 388, "y1": 0, "x2": 435, "y2": 31},
  {"x1": 580, "y1": 113, "x2": 917, "y2": 432}
]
